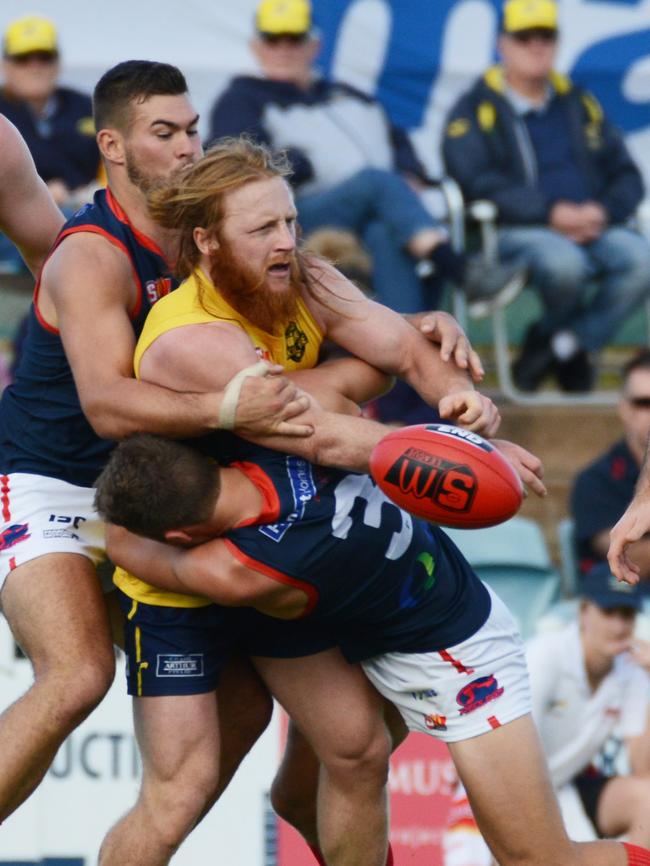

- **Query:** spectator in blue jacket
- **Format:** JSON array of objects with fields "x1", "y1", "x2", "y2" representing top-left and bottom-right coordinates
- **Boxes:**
[
  {"x1": 0, "y1": 15, "x2": 101, "y2": 272},
  {"x1": 208, "y1": 0, "x2": 524, "y2": 317},
  {"x1": 443, "y1": 0, "x2": 650, "y2": 392}
]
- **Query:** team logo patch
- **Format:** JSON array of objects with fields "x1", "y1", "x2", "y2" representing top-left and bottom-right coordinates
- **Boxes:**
[
  {"x1": 0, "y1": 523, "x2": 31, "y2": 551},
  {"x1": 145, "y1": 277, "x2": 173, "y2": 305},
  {"x1": 456, "y1": 675, "x2": 504, "y2": 715},
  {"x1": 384, "y1": 448, "x2": 477, "y2": 513},
  {"x1": 156, "y1": 654, "x2": 204, "y2": 678},
  {"x1": 285, "y1": 321, "x2": 308, "y2": 363},
  {"x1": 424, "y1": 713, "x2": 447, "y2": 731}
]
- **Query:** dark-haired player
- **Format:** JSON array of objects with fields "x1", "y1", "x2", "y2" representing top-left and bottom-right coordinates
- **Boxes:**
[
  {"x1": 0, "y1": 60, "x2": 311, "y2": 822},
  {"x1": 96, "y1": 431, "x2": 650, "y2": 866}
]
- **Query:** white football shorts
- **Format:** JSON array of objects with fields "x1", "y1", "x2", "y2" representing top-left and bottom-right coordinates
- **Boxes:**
[
  {"x1": 361, "y1": 585, "x2": 531, "y2": 742},
  {"x1": 0, "y1": 473, "x2": 106, "y2": 589}
]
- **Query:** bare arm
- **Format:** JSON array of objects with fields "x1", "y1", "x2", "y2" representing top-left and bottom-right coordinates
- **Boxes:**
[
  {"x1": 405, "y1": 310, "x2": 484, "y2": 382},
  {"x1": 608, "y1": 444, "x2": 650, "y2": 583},
  {"x1": 592, "y1": 529, "x2": 650, "y2": 579},
  {"x1": 140, "y1": 320, "x2": 393, "y2": 472},
  {"x1": 107, "y1": 524, "x2": 300, "y2": 616},
  {"x1": 0, "y1": 116, "x2": 64, "y2": 275},
  {"x1": 41, "y1": 234, "x2": 311, "y2": 441},
  {"x1": 289, "y1": 356, "x2": 394, "y2": 414},
  {"x1": 306, "y1": 260, "x2": 499, "y2": 435}
]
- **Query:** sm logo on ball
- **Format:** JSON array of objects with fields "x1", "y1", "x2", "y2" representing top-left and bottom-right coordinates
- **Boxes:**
[{"x1": 383, "y1": 447, "x2": 477, "y2": 513}]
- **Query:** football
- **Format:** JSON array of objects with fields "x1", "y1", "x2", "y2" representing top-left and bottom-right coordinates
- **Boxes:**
[{"x1": 369, "y1": 423, "x2": 523, "y2": 528}]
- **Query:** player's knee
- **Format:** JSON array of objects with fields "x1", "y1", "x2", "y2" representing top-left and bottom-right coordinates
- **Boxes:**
[
  {"x1": 48, "y1": 654, "x2": 115, "y2": 723},
  {"x1": 321, "y1": 721, "x2": 391, "y2": 786},
  {"x1": 143, "y1": 769, "x2": 220, "y2": 847}
]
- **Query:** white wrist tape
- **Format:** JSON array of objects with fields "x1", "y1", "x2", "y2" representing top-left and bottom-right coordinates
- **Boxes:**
[{"x1": 218, "y1": 360, "x2": 273, "y2": 430}]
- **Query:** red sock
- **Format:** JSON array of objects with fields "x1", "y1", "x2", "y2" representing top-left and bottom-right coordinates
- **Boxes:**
[
  {"x1": 624, "y1": 843, "x2": 650, "y2": 866},
  {"x1": 309, "y1": 842, "x2": 394, "y2": 865}
]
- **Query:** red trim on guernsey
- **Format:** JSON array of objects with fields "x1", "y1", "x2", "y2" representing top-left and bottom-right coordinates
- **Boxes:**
[
  {"x1": 624, "y1": 843, "x2": 650, "y2": 865},
  {"x1": 105, "y1": 188, "x2": 168, "y2": 258},
  {"x1": 9, "y1": 557, "x2": 16, "y2": 571},
  {"x1": 33, "y1": 224, "x2": 145, "y2": 328},
  {"x1": 438, "y1": 649, "x2": 475, "y2": 676},
  {"x1": 1, "y1": 476, "x2": 10, "y2": 521},
  {"x1": 487, "y1": 716, "x2": 501, "y2": 730},
  {"x1": 229, "y1": 461, "x2": 281, "y2": 526},
  {"x1": 222, "y1": 538, "x2": 318, "y2": 618}
]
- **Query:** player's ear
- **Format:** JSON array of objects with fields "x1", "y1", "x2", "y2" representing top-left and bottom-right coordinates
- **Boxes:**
[
  {"x1": 164, "y1": 528, "x2": 194, "y2": 545},
  {"x1": 194, "y1": 226, "x2": 219, "y2": 255},
  {"x1": 97, "y1": 128, "x2": 125, "y2": 166}
]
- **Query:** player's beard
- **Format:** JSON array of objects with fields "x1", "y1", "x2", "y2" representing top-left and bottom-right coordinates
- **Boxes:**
[
  {"x1": 207, "y1": 240, "x2": 301, "y2": 335},
  {"x1": 124, "y1": 146, "x2": 193, "y2": 196}
]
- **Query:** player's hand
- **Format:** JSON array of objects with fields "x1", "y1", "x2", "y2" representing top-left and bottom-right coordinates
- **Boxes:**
[
  {"x1": 234, "y1": 366, "x2": 313, "y2": 437},
  {"x1": 491, "y1": 439, "x2": 546, "y2": 498},
  {"x1": 607, "y1": 501, "x2": 650, "y2": 585},
  {"x1": 418, "y1": 311, "x2": 484, "y2": 383},
  {"x1": 438, "y1": 389, "x2": 500, "y2": 437}
]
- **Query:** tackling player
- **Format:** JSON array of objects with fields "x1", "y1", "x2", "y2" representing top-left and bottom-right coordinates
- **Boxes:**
[{"x1": 95, "y1": 431, "x2": 650, "y2": 866}]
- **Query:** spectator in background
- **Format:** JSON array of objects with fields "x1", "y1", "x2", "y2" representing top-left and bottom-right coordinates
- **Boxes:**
[
  {"x1": 571, "y1": 351, "x2": 650, "y2": 586},
  {"x1": 208, "y1": 0, "x2": 524, "y2": 317},
  {"x1": 443, "y1": 0, "x2": 650, "y2": 392},
  {"x1": 0, "y1": 15, "x2": 101, "y2": 271}
]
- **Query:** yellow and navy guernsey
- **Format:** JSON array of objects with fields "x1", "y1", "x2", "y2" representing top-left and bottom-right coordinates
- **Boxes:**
[{"x1": 113, "y1": 266, "x2": 324, "y2": 608}]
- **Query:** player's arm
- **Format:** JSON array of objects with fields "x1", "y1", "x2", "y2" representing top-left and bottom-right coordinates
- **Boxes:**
[
  {"x1": 0, "y1": 116, "x2": 64, "y2": 275},
  {"x1": 106, "y1": 524, "x2": 290, "y2": 615},
  {"x1": 404, "y1": 310, "x2": 484, "y2": 382},
  {"x1": 42, "y1": 235, "x2": 311, "y2": 441},
  {"x1": 305, "y1": 259, "x2": 499, "y2": 435},
  {"x1": 289, "y1": 356, "x2": 394, "y2": 415},
  {"x1": 140, "y1": 321, "x2": 395, "y2": 472}
]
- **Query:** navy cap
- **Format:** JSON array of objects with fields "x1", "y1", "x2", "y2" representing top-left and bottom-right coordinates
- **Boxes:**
[{"x1": 580, "y1": 562, "x2": 644, "y2": 611}]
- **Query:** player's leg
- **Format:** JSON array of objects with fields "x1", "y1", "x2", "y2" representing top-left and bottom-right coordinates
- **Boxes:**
[
  {"x1": 271, "y1": 699, "x2": 407, "y2": 866},
  {"x1": 271, "y1": 718, "x2": 321, "y2": 847},
  {"x1": 254, "y1": 649, "x2": 392, "y2": 866},
  {"x1": 451, "y1": 715, "x2": 630, "y2": 866},
  {"x1": 0, "y1": 552, "x2": 115, "y2": 820},
  {"x1": 99, "y1": 691, "x2": 221, "y2": 865},
  {"x1": 209, "y1": 652, "x2": 274, "y2": 808},
  {"x1": 99, "y1": 597, "x2": 272, "y2": 864},
  {"x1": 596, "y1": 776, "x2": 650, "y2": 847}
]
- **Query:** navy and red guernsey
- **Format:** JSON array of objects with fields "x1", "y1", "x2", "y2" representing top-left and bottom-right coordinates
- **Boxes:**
[
  {"x1": 0, "y1": 188, "x2": 175, "y2": 487},
  {"x1": 213, "y1": 437, "x2": 492, "y2": 662}
]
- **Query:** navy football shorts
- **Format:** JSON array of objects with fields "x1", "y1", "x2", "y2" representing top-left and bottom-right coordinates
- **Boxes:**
[
  {"x1": 229, "y1": 606, "x2": 337, "y2": 658},
  {"x1": 117, "y1": 590, "x2": 236, "y2": 697}
]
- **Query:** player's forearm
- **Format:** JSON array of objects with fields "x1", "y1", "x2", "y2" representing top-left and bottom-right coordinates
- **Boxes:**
[
  {"x1": 250, "y1": 405, "x2": 388, "y2": 472},
  {"x1": 400, "y1": 336, "x2": 473, "y2": 405},
  {"x1": 81, "y1": 378, "x2": 220, "y2": 440}
]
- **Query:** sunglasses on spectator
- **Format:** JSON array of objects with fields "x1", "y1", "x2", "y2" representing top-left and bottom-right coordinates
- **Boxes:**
[
  {"x1": 260, "y1": 32, "x2": 309, "y2": 45},
  {"x1": 8, "y1": 51, "x2": 58, "y2": 64},
  {"x1": 626, "y1": 396, "x2": 650, "y2": 409},
  {"x1": 511, "y1": 28, "x2": 557, "y2": 44}
]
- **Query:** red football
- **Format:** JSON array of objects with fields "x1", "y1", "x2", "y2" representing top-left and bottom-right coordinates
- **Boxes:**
[{"x1": 369, "y1": 423, "x2": 523, "y2": 529}]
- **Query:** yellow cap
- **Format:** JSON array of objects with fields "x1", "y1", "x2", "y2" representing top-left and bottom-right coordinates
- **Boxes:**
[
  {"x1": 256, "y1": 0, "x2": 311, "y2": 35},
  {"x1": 502, "y1": 0, "x2": 558, "y2": 33},
  {"x1": 3, "y1": 15, "x2": 58, "y2": 57}
]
